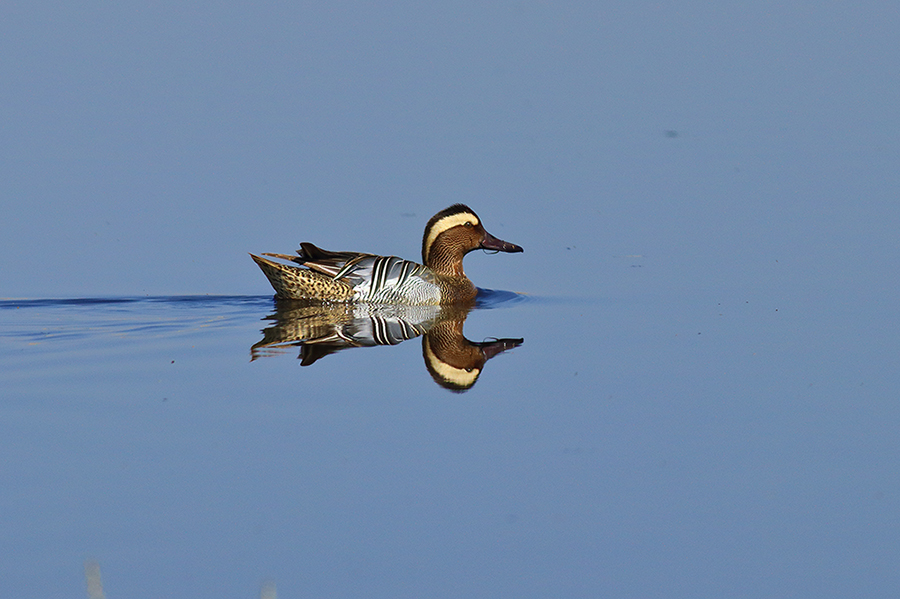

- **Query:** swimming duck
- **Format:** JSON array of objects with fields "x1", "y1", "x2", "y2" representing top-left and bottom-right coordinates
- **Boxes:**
[{"x1": 250, "y1": 204, "x2": 523, "y2": 304}]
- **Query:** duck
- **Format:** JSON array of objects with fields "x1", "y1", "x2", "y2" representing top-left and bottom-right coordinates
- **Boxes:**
[{"x1": 250, "y1": 204, "x2": 523, "y2": 304}]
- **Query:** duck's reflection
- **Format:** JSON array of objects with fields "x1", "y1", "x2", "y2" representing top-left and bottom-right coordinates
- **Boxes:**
[{"x1": 251, "y1": 300, "x2": 522, "y2": 391}]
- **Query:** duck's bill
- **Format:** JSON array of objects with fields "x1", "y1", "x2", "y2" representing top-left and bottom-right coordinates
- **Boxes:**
[{"x1": 481, "y1": 231, "x2": 524, "y2": 253}]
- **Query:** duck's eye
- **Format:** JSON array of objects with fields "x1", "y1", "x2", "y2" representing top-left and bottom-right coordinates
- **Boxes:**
[{"x1": 464, "y1": 221, "x2": 473, "y2": 228}]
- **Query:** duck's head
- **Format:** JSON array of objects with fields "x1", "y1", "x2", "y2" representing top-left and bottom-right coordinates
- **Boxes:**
[{"x1": 422, "y1": 204, "x2": 523, "y2": 274}]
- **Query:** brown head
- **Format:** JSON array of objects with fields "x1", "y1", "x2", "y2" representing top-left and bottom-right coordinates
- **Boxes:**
[{"x1": 421, "y1": 204, "x2": 523, "y2": 277}]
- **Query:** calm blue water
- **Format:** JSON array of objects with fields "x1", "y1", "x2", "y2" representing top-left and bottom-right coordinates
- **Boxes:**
[
  {"x1": 2, "y1": 286, "x2": 899, "y2": 598},
  {"x1": 3, "y1": 1, "x2": 900, "y2": 597}
]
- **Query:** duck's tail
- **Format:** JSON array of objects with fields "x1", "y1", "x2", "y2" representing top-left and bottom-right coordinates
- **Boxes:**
[{"x1": 250, "y1": 254, "x2": 355, "y2": 301}]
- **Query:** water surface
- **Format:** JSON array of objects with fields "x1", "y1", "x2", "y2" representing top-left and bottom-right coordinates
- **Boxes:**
[{"x1": 2, "y1": 291, "x2": 898, "y2": 598}]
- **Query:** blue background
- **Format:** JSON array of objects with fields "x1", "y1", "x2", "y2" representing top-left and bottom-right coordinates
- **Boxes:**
[{"x1": 3, "y1": 1, "x2": 896, "y2": 300}]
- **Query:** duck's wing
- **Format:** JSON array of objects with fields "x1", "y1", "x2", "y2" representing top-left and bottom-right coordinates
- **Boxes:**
[
  {"x1": 261, "y1": 244, "x2": 435, "y2": 301},
  {"x1": 297, "y1": 242, "x2": 362, "y2": 264},
  {"x1": 292, "y1": 244, "x2": 434, "y2": 296},
  {"x1": 262, "y1": 243, "x2": 372, "y2": 280}
]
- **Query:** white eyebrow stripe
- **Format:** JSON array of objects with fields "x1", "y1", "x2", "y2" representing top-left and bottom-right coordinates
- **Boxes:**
[{"x1": 423, "y1": 212, "x2": 479, "y2": 260}]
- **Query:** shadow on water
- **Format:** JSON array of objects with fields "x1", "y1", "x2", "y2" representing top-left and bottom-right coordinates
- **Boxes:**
[
  {"x1": 251, "y1": 288, "x2": 526, "y2": 392},
  {"x1": 473, "y1": 287, "x2": 528, "y2": 308}
]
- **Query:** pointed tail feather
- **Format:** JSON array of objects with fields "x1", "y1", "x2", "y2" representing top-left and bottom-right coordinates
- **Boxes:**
[{"x1": 261, "y1": 252, "x2": 304, "y2": 264}]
